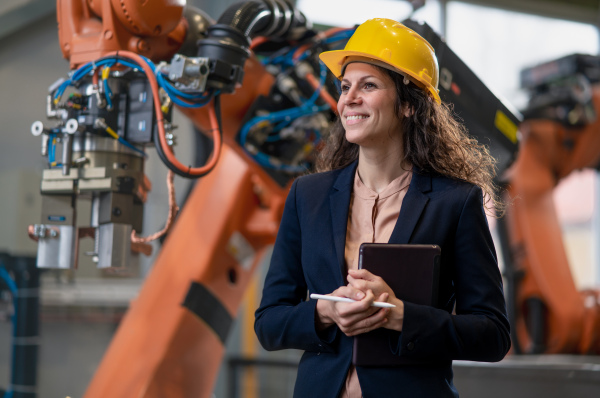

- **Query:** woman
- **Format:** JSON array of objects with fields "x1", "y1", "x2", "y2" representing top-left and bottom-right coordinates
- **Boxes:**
[{"x1": 254, "y1": 18, "x2": 510, "y2": 397}]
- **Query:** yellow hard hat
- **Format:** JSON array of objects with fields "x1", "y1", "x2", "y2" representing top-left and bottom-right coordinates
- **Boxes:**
[{"x1": 319, "y1": 18, "x2": 441, "y2": 104}]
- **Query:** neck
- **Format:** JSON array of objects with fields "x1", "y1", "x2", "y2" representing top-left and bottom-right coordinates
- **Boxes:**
[{"x1": 357, "y1": 145, "x2": 409, "y2": 193}]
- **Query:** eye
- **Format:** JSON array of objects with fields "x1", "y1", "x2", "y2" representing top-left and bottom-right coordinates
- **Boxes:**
[
  {"x1": 364, "y1": 82, "x2": 377, "y2": 89},
  {"x1": 340, "y1": 84, "x2": 350, "y2": 93}
]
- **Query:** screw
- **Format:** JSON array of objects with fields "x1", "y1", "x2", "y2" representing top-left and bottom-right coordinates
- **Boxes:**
[{"x1": 137, "y1": 39, "x2": 149, "y2": 52}]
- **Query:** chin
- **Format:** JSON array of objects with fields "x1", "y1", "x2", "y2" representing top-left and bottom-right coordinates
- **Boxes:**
[{"x1": 345, "y1": 130, "x2": 366, "y2": 146}]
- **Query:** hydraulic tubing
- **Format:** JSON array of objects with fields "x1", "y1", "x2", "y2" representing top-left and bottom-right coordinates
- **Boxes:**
[
  {"x1": 217, "y1": 0, "x2": 308, "y2": 39},
  {"x1": 195, "y1": 1, "x2": 309, "y2": 93},
  {"x1": 0, "y1": 256, "x2": 39, "y2": 398},
  {"x1": 218, "y1": 1, "x2": 271, "y2": 37}
]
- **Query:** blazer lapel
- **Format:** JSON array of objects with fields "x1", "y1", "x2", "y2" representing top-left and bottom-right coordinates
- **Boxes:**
[
  {"x1": 388, "y1": 170, "x2": 432, "y2": 244},
  {"x1": 330, "y1": 161, "x2": 358, "y2": 285}
]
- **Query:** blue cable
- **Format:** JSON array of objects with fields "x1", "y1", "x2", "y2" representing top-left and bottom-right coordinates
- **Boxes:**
[
  {"x1": 48, "y1": 133, "x2": 55, "y2": 164},
  {"x1": 0, "y1": 263, "x2": 17, "y2": 398},
  {"x1": 156, "y1": 72, "x2": 213, "y2": 108},
  {"x1": 52, "y1": 56, "x2": 159, "y2": 157},
  {"x1": 116, "y1": 136, "x2": 147, "y2": 157},
  {"x1": 240, "y1": 62, "x2": 329, "y2": 147},
  {"x1": 48, "y1": 132, "x2": 63, "y2": 167},
  {"x1": 0, "y1": 265, "x2": 17, "y2": 309},
  {"x1": 103, "y1": 79, "x2": 113, "y2": 109},
  {"x1": 156, "y1": 72, "x2": 211, "y2": 100},
  {"x1": 323, "y1": 29, "x2": 356, "y2": 44},
  {"x1": 55, "y1": 54, "x2": 216, "y2": 110},
  {"x1": 238, "y1": 57, "x2": 331, "y2": 172},
  {"x1": 261, "y1": 44, "x2": 298, "y2": 67},
  {"x1": 239, "y1": 103, "x2": 328, "y2": 172},
  {"x1": 253, "y1": 152, "x2": 309, "y2": 173},
  {"x1": 304, "y1": 61, "x2": 328, "y2": 106},
  {"x1": 262, "y1": 29, "x2": 355, "y2": 68}
]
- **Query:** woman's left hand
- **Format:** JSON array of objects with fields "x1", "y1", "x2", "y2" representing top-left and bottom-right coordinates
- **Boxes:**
[{"x1": 347, "y1": 268, "x2": 405, "y2": 331}]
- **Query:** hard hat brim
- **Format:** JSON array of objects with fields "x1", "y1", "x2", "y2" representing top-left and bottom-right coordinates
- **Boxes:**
[{"x1": 319, "y1": 49, "x2": 441, "y2": 104}]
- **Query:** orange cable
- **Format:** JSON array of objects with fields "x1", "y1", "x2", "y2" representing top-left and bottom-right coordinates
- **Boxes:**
[
  {"x1": 292, "y1": 43, "x2": 312, "y2": 61},
  {"x1": 292, "y1": 27, "x2": 351, "y2": 61},
  {"x1": 305, "y1": 73, "x2": 338, "y2": 113},
  {"x1": 323, "y1": 27, "x2": 349, "y2": 37},
  {"x1": 131, "y1": 170, "x2": 179, "y2": 243},
  {"x1": 250, "y1": 36, "x2": 269, "y2": 50},
  {"x1": 104, "y1": 51, "x2": 222, "y2": 176},
  {"x1": 92, "y1": 67, "x2": 100, "y2": 86}
]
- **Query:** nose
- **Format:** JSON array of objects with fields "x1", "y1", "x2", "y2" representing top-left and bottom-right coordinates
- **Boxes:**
[{"x1": 343, "y1": 86, "x2": 362, "y2": 106}]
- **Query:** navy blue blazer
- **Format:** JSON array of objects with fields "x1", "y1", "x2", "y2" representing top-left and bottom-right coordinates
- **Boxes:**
[{"x1": 255, "y1": 161, "x2": 511, "y2": 397}]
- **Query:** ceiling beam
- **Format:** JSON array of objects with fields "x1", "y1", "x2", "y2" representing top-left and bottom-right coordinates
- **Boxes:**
[{"x1": 455, "y1": 0, "x2": 599, "y2": 25}]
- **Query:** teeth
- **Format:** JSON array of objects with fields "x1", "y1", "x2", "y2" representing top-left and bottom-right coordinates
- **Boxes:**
[{"x1": 346, "y1": 115, "x2": 368, "y2": 121}]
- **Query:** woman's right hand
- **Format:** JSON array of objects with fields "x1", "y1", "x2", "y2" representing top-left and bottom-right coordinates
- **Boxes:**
[{"x1": 315, "y1": 286, "x2": 390, "y2": 336}]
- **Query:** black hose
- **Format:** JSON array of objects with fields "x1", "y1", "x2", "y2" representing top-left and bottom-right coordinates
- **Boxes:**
[
  {"x1": 218, "y1": 1, "x2": 271, "y2": 37},
  {"x1": 217, "y1": 0, "x2": 308, "y2": 39}
]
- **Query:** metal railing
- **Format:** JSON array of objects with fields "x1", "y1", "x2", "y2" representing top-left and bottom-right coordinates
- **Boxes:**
[{"x1": 227, "y1": 356, "x2": 299, "y2": 398}]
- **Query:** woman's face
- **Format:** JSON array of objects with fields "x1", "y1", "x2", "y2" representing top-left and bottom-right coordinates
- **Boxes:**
[{"x1": 337, "y1": 63, "x2": 402, "y2": 150}]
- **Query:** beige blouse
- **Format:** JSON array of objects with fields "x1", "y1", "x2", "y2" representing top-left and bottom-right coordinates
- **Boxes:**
[{"x1": 340, "y1": 168, "x2": 412, "y2": 398}]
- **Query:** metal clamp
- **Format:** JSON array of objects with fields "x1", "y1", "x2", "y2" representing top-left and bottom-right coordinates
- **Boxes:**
[
  {"x1": 28, "y1": 224, "x2": 60, "y2": 241},
  {"x1": 166, "y1": 54, "x2": 210, "y2": 92}
]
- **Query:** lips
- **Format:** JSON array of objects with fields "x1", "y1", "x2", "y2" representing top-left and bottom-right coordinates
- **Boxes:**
[
  {"x1": 346, "y1": 115, "x2": 368, "y2": 121},
  {"x1": 345, "y1": 114, "x2": 369, "y2": 126}
]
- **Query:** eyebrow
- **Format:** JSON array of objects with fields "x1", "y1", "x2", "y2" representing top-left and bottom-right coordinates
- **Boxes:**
[{"x1": 340, "y1": 75, "x2": 379, "y2": 84}]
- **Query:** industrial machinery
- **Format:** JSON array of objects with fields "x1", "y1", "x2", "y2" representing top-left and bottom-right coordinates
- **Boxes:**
[
  {"x1": 503, "y1": 54, "x2": 600, "y2": 355},
  {"x1": 24, "y1": 1, "x2": 343, "y2": 396},
  {"x1": 3, "y1": 0, "x2": 600, "y2": 396},
  {"x1": 404, "y1": 23, "x2": 600, "y2": 356}
]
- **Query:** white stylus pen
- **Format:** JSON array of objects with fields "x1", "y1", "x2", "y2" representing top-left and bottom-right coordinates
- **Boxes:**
[{"x1": 310, "y1": 293, "x2": 396, "y2": 308}]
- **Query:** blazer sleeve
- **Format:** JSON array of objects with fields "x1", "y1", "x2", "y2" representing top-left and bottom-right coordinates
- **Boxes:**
[
  {"x1": 254, "y1": 178, "x2": 338, "y2": 354},
  {"x1": 398, "y1": 184, "x2": 511, "y2": 362}
]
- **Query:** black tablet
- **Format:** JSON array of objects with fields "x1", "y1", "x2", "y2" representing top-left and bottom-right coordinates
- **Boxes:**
[{"x1": 352, "y1": 243, "x2": 441, "y2": 367}]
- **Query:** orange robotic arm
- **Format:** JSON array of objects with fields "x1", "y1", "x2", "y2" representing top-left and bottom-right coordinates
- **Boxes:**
[
  {"x1": 57, "y1": 0, "x2": 187, "y2": 68},
  {"x1": 30, "y1": 1, "x2": 341, "y2": 397},
  {"x1": 502, "y1": 56, "x2": 600, "y2": 354}
]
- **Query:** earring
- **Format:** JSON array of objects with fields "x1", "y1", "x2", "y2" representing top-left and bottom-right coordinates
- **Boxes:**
[{"x1": 403, "y1": 77, "x2": 410, "y2": 85}]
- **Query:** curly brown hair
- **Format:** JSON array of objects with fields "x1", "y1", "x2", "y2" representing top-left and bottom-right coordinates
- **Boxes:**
[{"x1": 316, "y1": 65, "x2": 503, "y2": 215}]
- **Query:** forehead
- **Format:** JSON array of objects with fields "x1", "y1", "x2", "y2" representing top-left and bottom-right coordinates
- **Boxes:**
[{"x1": 341, "y1": 62, "x2": 389, "y2": 80}]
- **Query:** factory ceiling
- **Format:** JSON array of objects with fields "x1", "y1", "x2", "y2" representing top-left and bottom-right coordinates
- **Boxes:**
[
  {"x1": 0, "y1": 0, "x2": 598, "y2": 43},
  {"x1": 460, "y1": 0, "x2": 600, "y2": 25}
]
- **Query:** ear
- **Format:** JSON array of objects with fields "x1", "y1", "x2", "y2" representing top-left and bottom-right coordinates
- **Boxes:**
[{"x1": 401, "y1": 104, "x2": 414, "y2": 118}]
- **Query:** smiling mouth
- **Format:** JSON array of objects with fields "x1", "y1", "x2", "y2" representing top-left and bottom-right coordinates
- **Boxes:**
[{"x1": 346, "y1": 115, "x2": 369, "y2": 121}]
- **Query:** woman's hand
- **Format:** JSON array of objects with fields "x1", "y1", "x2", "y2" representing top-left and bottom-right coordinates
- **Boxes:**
[
  {"x1": 315, "y1": 285, "x2": 390, "y2": 337},
  {"x1": 347, "y1": 269, "x2": 405, "y2": 331}
]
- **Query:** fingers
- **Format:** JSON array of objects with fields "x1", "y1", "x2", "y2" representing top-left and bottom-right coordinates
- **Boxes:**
[
  {"x1": 333, "y1": 285, "x2": 366, "y2": 301},
  {"x1": 347, "y1": 274, "x2": 374, "y2": 294},
  {"x1": 320, "y1": 287, "x2": 394, "y2": 336},
  {"x1": 339, "y1": 291, "x2": 391, "y2": 336},
  {"x1": 340, "y1": 307, "x2": 390, "y2": 336},
  {"x1": 348, "y1": 268, "x2": 377, "y2": 280},
  {"x1": 331, "y1": 289, "x2": 383, "y2": 334},
  {"x1": 347, "y1": 272, "x2": 393, "y2": 301},
  {"x1": 347, "y1": 270, "x2": 384, "y2": 288}
]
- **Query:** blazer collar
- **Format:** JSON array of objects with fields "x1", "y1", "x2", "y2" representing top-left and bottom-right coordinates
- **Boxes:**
[
  {"x1": 388, "y1": 169, "x2": 432, "y2": 244},
  {"x1": 330, "y1": 161, "x2": 358, "y2": 284}
]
